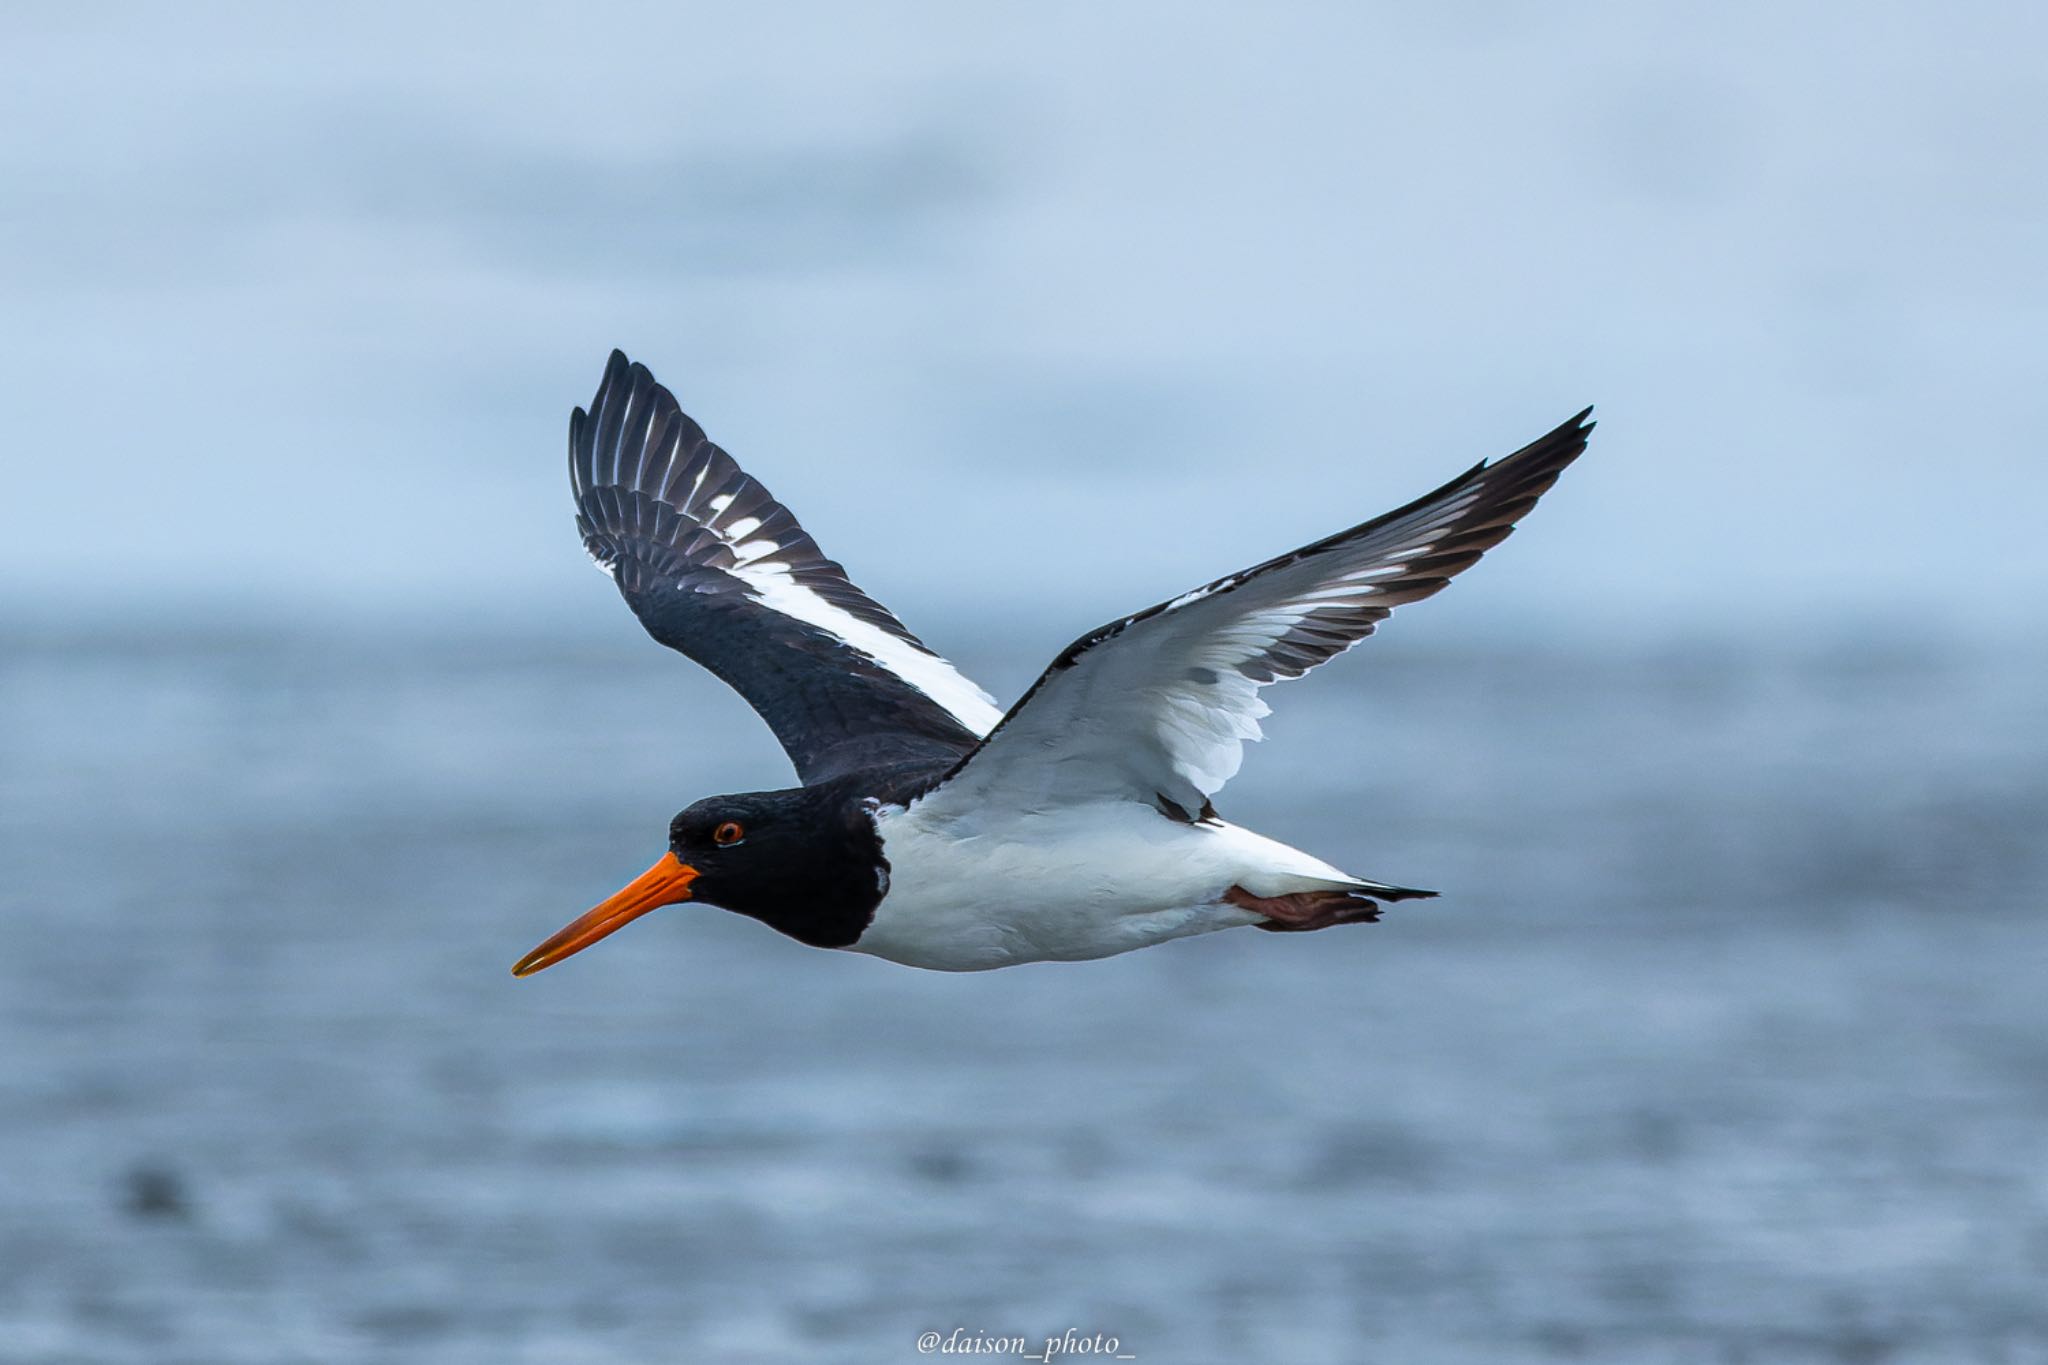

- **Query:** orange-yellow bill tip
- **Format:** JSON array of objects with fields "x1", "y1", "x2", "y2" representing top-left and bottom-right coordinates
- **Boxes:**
[{"x1": 512, "y1": 852, "x2": 699, "y2": 978}]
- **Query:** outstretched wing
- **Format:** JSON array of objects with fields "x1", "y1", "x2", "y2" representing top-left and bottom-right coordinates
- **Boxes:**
[
  {"x1": 570, "y1": 350, "x2": 1003, "y2": 784},
  {"x1": 918, "y1": 409, "x2": 1594, "y2": 820}
]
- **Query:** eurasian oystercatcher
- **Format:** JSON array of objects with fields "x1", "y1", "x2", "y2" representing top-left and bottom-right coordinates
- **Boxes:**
[{"x1": 514, "y1": 351, "x2": 1593, "y2": 976}]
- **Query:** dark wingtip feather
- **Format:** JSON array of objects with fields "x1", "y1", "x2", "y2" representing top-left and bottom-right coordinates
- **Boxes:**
[
  {"x1": 565, "y1": 348, "x2": 948, "y2": 656},
  {"x1": 1495, "y1": 405, "x2": 1595, "y2": 467},
  {"x1": 567, "y1": 405, "x2": 591, "y2": 498}
]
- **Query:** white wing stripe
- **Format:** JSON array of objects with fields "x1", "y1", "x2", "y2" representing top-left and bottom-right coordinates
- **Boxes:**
[
  {"x1": 734, "y1": 558, "x2": 1004, "y2": 734},
  {"x1": 636, "y1": 463, "x2": 1005, "y2": 735}
]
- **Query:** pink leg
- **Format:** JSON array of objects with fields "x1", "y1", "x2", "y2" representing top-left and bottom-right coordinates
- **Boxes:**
[{"x1": 1226, "y1": 885, "x2": 1385, "y2": 933}]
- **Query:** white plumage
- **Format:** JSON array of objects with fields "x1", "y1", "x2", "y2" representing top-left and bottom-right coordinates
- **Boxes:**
[{"x1": 859, "y1": 801, "x2": 1362, "y2": 971}]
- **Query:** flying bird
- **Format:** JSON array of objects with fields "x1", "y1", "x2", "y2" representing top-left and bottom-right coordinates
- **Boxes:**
[{"x1": 514, "y1": 351, "x2": 1592, "y2": 976}]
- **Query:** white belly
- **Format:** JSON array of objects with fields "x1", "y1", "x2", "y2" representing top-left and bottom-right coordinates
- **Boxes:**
[{"x1": 856, "y1": 798, "x2": 1363, "y2": 971}]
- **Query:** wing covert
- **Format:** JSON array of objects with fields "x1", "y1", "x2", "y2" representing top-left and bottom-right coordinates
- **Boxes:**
[
  {"x1": 918, "y1": 408, "x2": 1594, "y2": 819},
  {"x1": 571, "y1": 350, "x2": 1002, "y2": 784}
]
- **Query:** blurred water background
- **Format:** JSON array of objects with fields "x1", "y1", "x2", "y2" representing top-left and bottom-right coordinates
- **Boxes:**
[
  {"x1": 4, "y1": 625, "x2": 2045, "y2": 1363},
  {"x1": 4, "y1": 2, "x2": 2047, "y2": 1362}
]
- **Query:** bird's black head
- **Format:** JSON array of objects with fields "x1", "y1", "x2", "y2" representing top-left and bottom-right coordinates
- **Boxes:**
[
  {"x1": 665, "y1": 790, "x2": 878, "y2": 917},
  {"x1": 512, "y1": 784, "x2": 885, "y2": 976}
]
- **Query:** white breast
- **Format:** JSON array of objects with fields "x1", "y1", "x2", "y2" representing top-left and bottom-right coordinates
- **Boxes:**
[{"x1": 855, "y1": 798, "x2": 1365, "y2": 971}]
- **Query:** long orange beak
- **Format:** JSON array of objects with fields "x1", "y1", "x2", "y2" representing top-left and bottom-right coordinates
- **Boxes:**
[{"x1": 512, "y1": 853, "x2": 700, "y2": 977}]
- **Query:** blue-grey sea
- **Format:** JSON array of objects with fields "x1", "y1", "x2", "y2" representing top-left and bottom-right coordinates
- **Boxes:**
[{"x1": 2, "y1": 620, "x2": 2044, "y2": 1364}]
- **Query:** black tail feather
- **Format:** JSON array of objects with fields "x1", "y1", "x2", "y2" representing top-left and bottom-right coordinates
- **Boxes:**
[{"x1": 1358, "y1": 883, "x2": 1439, "y2": 903}]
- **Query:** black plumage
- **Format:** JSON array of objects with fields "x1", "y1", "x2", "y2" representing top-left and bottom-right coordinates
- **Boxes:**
[{"x1": 570, "y1": 351, "x2": 988, "y2": 784}]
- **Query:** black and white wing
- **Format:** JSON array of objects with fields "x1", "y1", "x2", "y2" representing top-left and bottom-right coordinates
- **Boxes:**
[
  {"x1": 571, "y1": 350, "x2": 1003, "y2": 784},
  {"x1": 920, "y1": 409, "x2": 1594, "y2": 819}
]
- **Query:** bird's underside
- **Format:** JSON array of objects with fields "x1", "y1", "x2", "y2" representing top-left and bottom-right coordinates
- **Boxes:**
[
  {"x1": 512, "y1": 350, "x2": 1591, "y2": 975},
  {"x1": 850, "y1": 797, "x2": 1443, "y2": 971}
]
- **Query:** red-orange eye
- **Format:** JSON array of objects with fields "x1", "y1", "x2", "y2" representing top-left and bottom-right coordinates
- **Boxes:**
[{"x1": 713, "y1": 821, "x2": 744, "y2": 846}]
